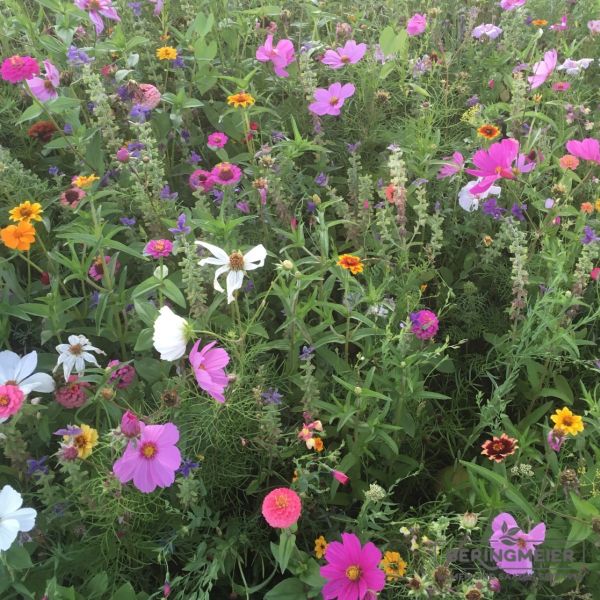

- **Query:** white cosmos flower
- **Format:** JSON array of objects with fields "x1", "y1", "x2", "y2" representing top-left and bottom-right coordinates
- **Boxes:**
[
  {"x1": 0, "y1": 350, "x2": 55, "y2": 396},
  {"x1": 556, "y1": 58, "x2": 593, "y2": 76},
  {"x1": 0, "y1": 485, "x2": 37, "y2": 551},
  {"x1": 55, "y1": 335, "x2": 105, "y2": 381},
  {"x1": 195, "y1": 241, "x2": 267, "y2": 304},
  {"x1": 458, "y1": 179, "x2": 502, "y2": 212},
  {"x1": 152, "y1": 306, "x2": 189, "y2": 361}
]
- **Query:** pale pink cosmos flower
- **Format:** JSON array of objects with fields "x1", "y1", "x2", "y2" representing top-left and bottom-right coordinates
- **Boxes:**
[
  {"x1": 466, "y1": 138, "x2": 522, "y2": 194},
  {"x1": 556, "y1": 59, "x2": 593, "y2": 76},
  {"x1": 26, "y1": 60, "x2": 60, "y2": 103},
  {"x1": 0, "y1": 55, "x2": 39, "y2": 84},
  {"x1": 549, "y1": 16, "x2": 568, "y2": 31},
  {"x1": 472, "y1": 24, "x2": 503, "y2": 40},
  {"x1": 437, "y1": 152, "x2": 464, "y2": 179},
  {"x1": 74, "y1": 0, "x2": 120, "y2": 35},
  {"x1": 406, "y1": 13, "x2": 426, "y2": 36},
  {"x1": 565, "y1": 138, "x2": 600, "y2": 164},
  {"x1": 189, "y1": 339, "x2": 230, "y2": 403},
  {"x1": 321, "y1": 40, "x2": 367, "y2": 69},
  {"x1": 255, "y1": 34, "x2": 295, "y2": 77},
  {"x1": 588, "y1": 20, "x2": 600, "y2": 35},
  {"x1": 528, "y1": 49, "x2": 557, "y2": 89},
  {"x1": 499, "y1": 0, "x2": 526, "y2": 10},
  {"x1": 308, "y1": 82, "x2": 355, "y2": 116}
]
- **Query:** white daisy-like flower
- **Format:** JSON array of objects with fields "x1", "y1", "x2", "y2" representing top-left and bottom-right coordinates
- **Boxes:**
[
  {"x1": 152, "y1": 306, "x2": 189, "y2": 361},
  {"x1": 0, "y1": 350, "x2": 55, "y2": 396},
  {"x1": 195, "y1": 241, "x2": 267, "y2": 304},
  {"x1": 0, "y1": 485, "x2": 37, "y2": 551},
  {"x1": 55, "y1": 335, "x2": 105, "y2": 380}
]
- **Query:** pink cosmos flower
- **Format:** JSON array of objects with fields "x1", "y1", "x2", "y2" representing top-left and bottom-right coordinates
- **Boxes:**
[
  {"x1": 556, "y1": 59, "x2": 593, "y2": 76},
  {"x1": 528, "y1": 49, "x2": 557, "y2": 89},
  {"x1": 207, "y1": 132, "x2": 229, "y2": 149},
  {"x1": 26, "y1": 60, "x2": 60, "y2": 103},
  {"x1": 113, "y1": 422, "x2": 182, "y2": 493},
  {"x1": 189, "y1": 339, "x2": 230, "y2": 403},
  {"x1": 332, "y1": 470, "x2": 349, "y2": 485},
  {"x1": 410, "y1": 309, "x2": 439, "y2": 340},
  {"x1": 261, "y1": 488, "x2": 301, "y2": 528},
  {"x1": 472, "y1": 24, "x2": 503, "y2": 40},
  {"x1": 552, "y1": 82, "x2": 570, "y2": 92},
  {"x1": 565, "y1": 138, "x2": 600, "y2": 164},
  {"x1": 466, "y1": 138, "x2": 522, "y2": 194},
  {"x1": 148, "y1": 0, "x2": 163, "y2": 16},
  {"x1": 437, "y1": 152, "x2": 464, "y2": 179},
  {"x1": 137, "y1": 83, "x2": 161, "y2": 109},
  {"x1": 54, "y1": 375, "x2": 90, "y2": 408},
  {"x1": 499, "y1": 0, "x2": 526, "y2": 9},
  {"x1": 489, "y1": 512, "x2": 546, "y2": 575},
  {"x1": 255, "y1": 34, "x2": 295, "y2": 77},
  {"x1": 588, "y1": 20, "x2": 600, "y2": 35},
  {"x1": 107, "y1": 360, "x2": 136, "y2": 389},
  {"x1": 547, "y1": 428, "x2": 565, "y2": 452},
  {"x1": 320, "y1": 533, "x2": 385, "y2": 600},
  {"x1": 308, "y1": 82, "x2": 356, "y2": 116},
  {"x1": 189, "y1": 169, "x2": 215, "y2": 193},
  {"x1": 0, "y1": 384, "x2": 25, "y2": 420},
  {"x1": 322, "y1": 40, "x2": 367, "y2": 69},
  {"x1": 144, "y1": 239, "x2": 173, "y2": 258},
  {"x1": 211, "y1": 162, "x2": 243, "y2": 186},
  {"x1": 1, "y1": 55, "x2": 39, "y2": 84},
  {"x1": 74, "y1": 0, "x2": 120, "y2": 35},
  {"x1": 406, "y1": 13, "x2": 427, "y2": 36},
  {"x1": 549, "y1": 16, "x2": 568, "y2": 31},
  {"x1": 120, "y1": 410, "x2": 142, "y2": 437}
]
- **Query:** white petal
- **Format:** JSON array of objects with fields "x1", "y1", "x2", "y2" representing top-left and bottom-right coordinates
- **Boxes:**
[
  {"x1": 7, "y1": 507, "x2": 36, "y2": 532},
  {"x1": 19, "y1": 372, "x2": 55, "y2": 394},
  {"x1": 0, "y1": 519, "x2": 19, "y2": 551},
  {"x1": 62, "y1": 355, "x2": 75, "y2": 380},
  {"x1": 195, "y1": 241, "x2": 229, "y2": 262},
  {"x1": 225, "y1": 270, "x2": 244, "y2": 303},
  {"x1": 0, "y1": 485, "x2": 23, "y2": 516},
  {"x1": 198, "y1": 257, "x2": 228, "y2": 266},
  {"x1": 243, "y1": 244, "x2": 267, "y2": 268},
  {"x1": 212, "y1": 265, "x2": 229, "y2": 293},
  {"x1": 81, "y1": 352, "x2": 100, "y2": 366},
  {"x1": 67, "y1": 335, "x2": 81, "y2": 345},
  {"x1": 74, "y1": 356, "x2": 86, "y2": 375},
  {"x1": 0, "y1": 351, "x2": 20, "y2": 383},
  {"x1": 55, "y1": 344, "x2": 70, "y2": 354},
  {"x1": 14, "y1": 351, "x2": 37, "y2": 383}
]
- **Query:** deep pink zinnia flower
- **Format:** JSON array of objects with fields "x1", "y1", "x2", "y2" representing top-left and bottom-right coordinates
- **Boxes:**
[
  {"x1": 466, "y1": 138, "x2": 521, "y2": 194},
  {"x1": 528, "y1": 49, "x2": 557, "y2": 90},
  {"x1": 437, "y1": 151, "x2": 464, "y2": 179},
  {"x1": 1, "y1": 55, "x2": 39, "y2": 84},
  {"x1": 108, "y1": 360, "x2": 136, "y2": 389},
  {"x1": 320, "y1": 533, "x2": 385, "y2": 600},
  {"x1": 207, "y1": 132, "x2": 228, "y2": 149},
  {"x1": 256, "y1": 34, "x2": 295, "y2": 77},
  {"x1": 261, "y1": 488, "x2": 302, "y2": 528},
  {"x1": 552, "y1": 82, "x2": 570, "y2": 92},
  {"x1": 410, "y1": 309, "x2": 439, "y2": 340},
  {"x1": 211, "y1": 162, "x2": 242, "y2": 186},
  {"x1": 0, "y1": 384, "x2": 25, "y2": 420},
  {"x1": 144, "y1": 239, "x2": 173, "y2": 258},
  {"x1": 26, "y1": 60, "x2": 60, "y2": 103},
  {"x1": 322, "y1": 40, "x2": 367, "y2": 69},
  {"x1": 189, "y1": 169, "x2": 215, "y2": 193},
  {"x1": 137, "y1": 83, "x2": 161, "y2": 109},
  {"x1": 591, "y1": 267, "x2": 600, "y2": 281},
  {"x1": 565, "y1": 138, "x2": 600, "y2": 165},
  {"x1": 406, "y1": 13, "x2": 427, "y2": 36},
  {"x1": 74, "y1": 0, "x2": 120, "y2": 35},
  {"x1": 308, "y1": 82, "x2": 355, "y2": 116},
  {"x1": 189, "y1": 339, "x2": 230, "y2": 403},
  {"x1": 113, "y1": 422, "x2": 182, "y2": 493},
  {"x1": 54, "y1": 375, "x2": 90, "y2": 408}
]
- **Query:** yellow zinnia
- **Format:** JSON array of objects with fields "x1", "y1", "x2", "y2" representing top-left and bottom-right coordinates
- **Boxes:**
[
  {"x1": 67, "y1": 424, "x2": 99, "y2": 459},
  {"x1": 156, "y1": 46, "x2": 177, "y2": 60},
  {"x1": 380, "y1": 550, "x2": 407, "y2": 581},
  {"x1": 73, "y1": 174, "x2": 99, "y2": 188},
  {"x1": 314, "y1": 536, "x2": 328, "y2": 559},
  {"x1": 227, "y1": 92, "x2": 255, "y2": 108},
  {"x1": 550, "y1": 407, "x2": 584, "y2": 436},
  {"x1": 9, "y1": 200, "x2": 43, "y2": 223}
]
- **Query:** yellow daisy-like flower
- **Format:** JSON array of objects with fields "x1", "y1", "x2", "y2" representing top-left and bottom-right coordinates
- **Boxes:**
[
  {"x1": 66, "y1": 424, "x2": 99, "y2": 459},
  {"x1": 314, "y1": 536, "x2": 328, "y2": 559},
  {"x1": 337, "y1": 254, "x2": 364, "y2": 275},
  {"x1": 380, "y1": 550, "x2": 407, "y2": 581},
  {"x1": 9, "y1": 200, "x2": 43, "y2": 223},
  {"x1": 477, "y1": 124, "x2": 501, "y2": 140},
  {"x1": 73, "y1": 174, "x2": 99, "y2": 189},
  {"x1": 551, "y1": 407, "x2": 584, "y2": 436},
  {"x1": 227, "y1": 92, "x2": 255, "y2": 108},
  {"x1": 594, "y1": 199, "x2": 600, "y2": 212},
  {"x1": 156, "y1": 46, "x2": 177, "y2": 60}
]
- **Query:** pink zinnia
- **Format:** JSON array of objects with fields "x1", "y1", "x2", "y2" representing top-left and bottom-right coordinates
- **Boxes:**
[
  {"x1": 591, "y1": 267, "x2": 600, "y2": 281},
  {"x1": 74, "y1": 0, "x2": 120, "y2": 35},
  {"x1": 144, "y1": 239, "x2": 173, "y2": 258},
  {"x1": 189, "y1": 169, "x2": 215, "y2": 193},
  {"x1": 320, "y1": 533, "x2": 385, "y2": 600},
  {"x1": 528, "y1": 49, "x2": 557, "y2": 90},
  {"x1": 499, "y1": 0, "x2": 526, "y2": 9},
  {"x1": 211, "y1": 162, "x2": 242, "y2": 186},
  {"x1": 1, "y1": 55, "x2": 39, "y2": 84},
  {"x1": 88, "y1": 255, "x2": 119, "y2": 281},
  {"x1": 113, "y1": 422, "x2": 182, "y2": 493},
  {"x1": 437, "y1": 151, "x2": 464, "y2": 179},
  {"x1": 565, "y1": 138, "x2": 600, "y2": 165},
  {"x1": 137, "y1": 83, "x2": 161, "y2": 110},
  {"x1": 120, "y1": 410, "x2": 142, "y2": 437},
  {"x1": 410, "y1": 309, "x2": 439, "y2": 340},
  {"x1": 261, "y1": 488, "x2": 302, "y2": 528},
  {"x1": 207, "y1": 132, "x2": 228, "y2": 149},
  {"x1": 332, "y1": 470, "x2": 350, "y2": 485},
  {"x1": 255, "y1": 34, "x2": 295, "y2": 77},
  {"x1": 54, "y1": 375, "x2": 90, "y2": 409},
  {"x1": 466, "y1": 138, "x2": 522, "y2": 194},
  {"x1": 189, "y1": 339, "x2": 230, "y2": 403},
  {"x1": 322, "y1": 40, "x2": 367, "y2": 69},
  {"x1": 0, "y1": 384, "x2": 25, "y2": 420},
  {"x1": 308, "y1": 82, "x2": 356, "y2": 116},
  {"x1": 552, "y1": 81, "x2": 570, "y2": 92},
  {"x1": 107, "y1": 360, "x2": 136, "y2": 389},
  {"x1": 26, "y1": 60, "x2": 60, "y2": 103},
  {"x1": 406, "y1": 13, "x2": 427, "y2": 36}
]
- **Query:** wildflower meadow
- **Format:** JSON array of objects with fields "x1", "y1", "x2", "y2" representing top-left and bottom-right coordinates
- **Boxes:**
[{"x1": 1, "y1": 0, "x2": 600, "y2": 598}]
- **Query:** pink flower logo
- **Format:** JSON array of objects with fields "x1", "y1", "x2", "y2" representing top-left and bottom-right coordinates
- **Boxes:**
[{"x1": 489, "y1": 512, "x2": 546, "y2": 575}]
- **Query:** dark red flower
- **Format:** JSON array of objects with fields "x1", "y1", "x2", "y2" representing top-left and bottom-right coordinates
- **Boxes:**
[
  {"x1": 27, "y1": 120, "x2": 57, "y2": 143},
  {"x1": 481, "y1": 433, "x2": 518, "y2": 462}
]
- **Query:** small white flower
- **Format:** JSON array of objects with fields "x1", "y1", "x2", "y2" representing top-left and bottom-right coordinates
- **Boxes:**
[
  {"x1": 55, "y1": 335, "x2": 105, "y2": 381},
  {"x1": 458, "y1": 179, "x2": 501, "y2": 212},
  {"x1": 556, "y1": 58, "x2": 593, "y2": 76},
  {"x1": 152, "y1": 306, "x2": 189, "y2": 361},
  {"x1": 195, "y1": 241, "x2": 267, "y2": 304},
  {"x1": 0, "y1": 485, "x2": 37, "y2": 551}
]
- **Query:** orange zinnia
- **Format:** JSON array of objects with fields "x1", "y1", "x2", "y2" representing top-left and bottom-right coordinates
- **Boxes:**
[
  {"x1": 559, "y1": 154, "x2": 579, "y2": 170},
  {"x1": 1, "y1": 221, "x2": 36, "y2": 251},
  {"x1": 477, "y1": 124, "x2": 501, "y2": 140},
  {"x1": 580, "y1": 202, "x2": 594, "y2": 214},
  {"x1": 531, "y1": 19, "x2": 548, "y2": 26},
  {"x1": 227, "y1": 92, "x2": 255, "y2": 108},
  {"x1": 337, "y1": 254, "x2": 364, "y2": 275}
]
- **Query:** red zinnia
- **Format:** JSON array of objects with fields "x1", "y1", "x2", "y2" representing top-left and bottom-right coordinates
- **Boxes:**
[
  {"x1": 27, "y1": 121, "x2": 58, "y2": 143},
  {"x1": 481, "y1": 433, "x2": 518, "y2": 462}
]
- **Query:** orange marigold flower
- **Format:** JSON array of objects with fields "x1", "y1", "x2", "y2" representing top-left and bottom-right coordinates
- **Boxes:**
[
  {"x1": 531, "y1": 19, "x2": 548, "y2": 26},
  {"x1": 9, "y1": 201, "x2": 43, "y2": 223},
  {"x1": 580, "y1": 202, "x2": 594, "y2": 214},
  {"x1": 481, "y1": 433, "x2": 518, "y2": 463},
  {"x1": 307, "y1": 437, "x2": 324, "y2": 452},
  {"x1": 227, "y1": 92, "x2": 255, "y2": 108},
  {"x1": 337, "y1": 254, "x2": 364, "y2": 275},
  {"x1": 559, "y1": 154, "x2": 580, "y2": 170},
  {"x1": 476, "y1": 124, "x2": 501, "y2": 140},
  {"x1": 1, "y1": 221, "x2": 36, "y2": 251}
]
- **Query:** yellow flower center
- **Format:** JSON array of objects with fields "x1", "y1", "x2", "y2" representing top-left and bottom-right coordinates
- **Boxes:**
[
  {"x1": 340, "y1": 55, "x2": 350, "y2": 63},
  {"x1": 346, "y1": 565, "x2": 361, "y2": 581},
  {"x1": 74, "y1": 434, "x2": 87, "y2": 449},
  {"x1": 0, "y1": 394, "x2": 8, "y2": 406},
  {"x1": 141, "y1": 442, "x2": 157, "y2": 458},
  {"x1": 329, "y1": 96, "x2": 339, "y2": 106},
  {"x1": 561, "y1": 416, "x2": 573, "y2": 427},
  {"x1": 229, "y1": 251, "x2": 244, "y2": 270},
  {"x1": 275, "y1": 495, "x2": 288, "y2": 509}
]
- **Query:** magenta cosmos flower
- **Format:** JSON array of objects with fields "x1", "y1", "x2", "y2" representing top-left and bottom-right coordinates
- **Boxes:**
[
  {"x1": 207, "y1": 132, "x2": 228, "y2": 149},
  {"x1": 26, "y1": 60, "x2": 60, "y2": 103},
  {"x1": 406, "y1": 13, "x2": 427, "y2": 36},
  {"x1": 500, "y1": 0, "x2": 526, "y2": 9},
  {"x1": 528, "y1": 49, "x2": 557, "y2": 90},
  {"x1": 211, "y1": 162, "x2": 243, "y2": 186},
  {"x1": 113, "y1": 422, "x2": 181, "y2": 493},
  {"x1": 410, "y1": 309, "x2": 439, "y2": 340},
  {"x1": 565, "y1": 138, "x2": 600, "y2": 165},
  {"x1": 322, "y1": 40, "x2": 367, "y2": 69},
  {"x1": 261, "y1": 488, "x2": 302, "y2": 528},
  {"x1": 437, "y1": 151, "x2": 464, "y2": 179},
  {"x1": 256, "y1": 34, "x2": 295, "y2": 77},
  {"x1": 189, "y1": 339, "x2": 230, "y2": 403},
  {"x1": 320, "y1": 533, "x2": 385, "y2": 600},
  {"x1": 309, "y1": 82, "x2": 355, "y2": 116},
  {"x1": 74, "y1": 0, "x2": 120, "y2": 35},
  {"x1": 144, "y1": 239, "x2": 173, "y2": 258},
  {"x1": 1, "y1": 55, "x2": 39, "y2": 84},
  {"x1": 189, "y1": 169, "x2": 215, "y2": 193}
]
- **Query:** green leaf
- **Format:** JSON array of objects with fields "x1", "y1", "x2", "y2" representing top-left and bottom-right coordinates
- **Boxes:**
[
  {"x1": 112, "y1": 583, "x2": 137, "y2": 600},
  {"x1": 134, "y1": 328, "x2": 154, "y2": 352},
  {"x1": 17, "y1": 104, "x2": 43, "y2": 124},
  {"x1": 275, "y1": 530, "x2": 297, "y2": 573},
  {"x1": 162, "y1": 279, "x2": 187, "y2": 308},
  {"x1": 5, "y1": 545, "x2": 33, "y2": 570},
  {"x1": 264, "y1": 578, "x2": 305, "y2": 599}
]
